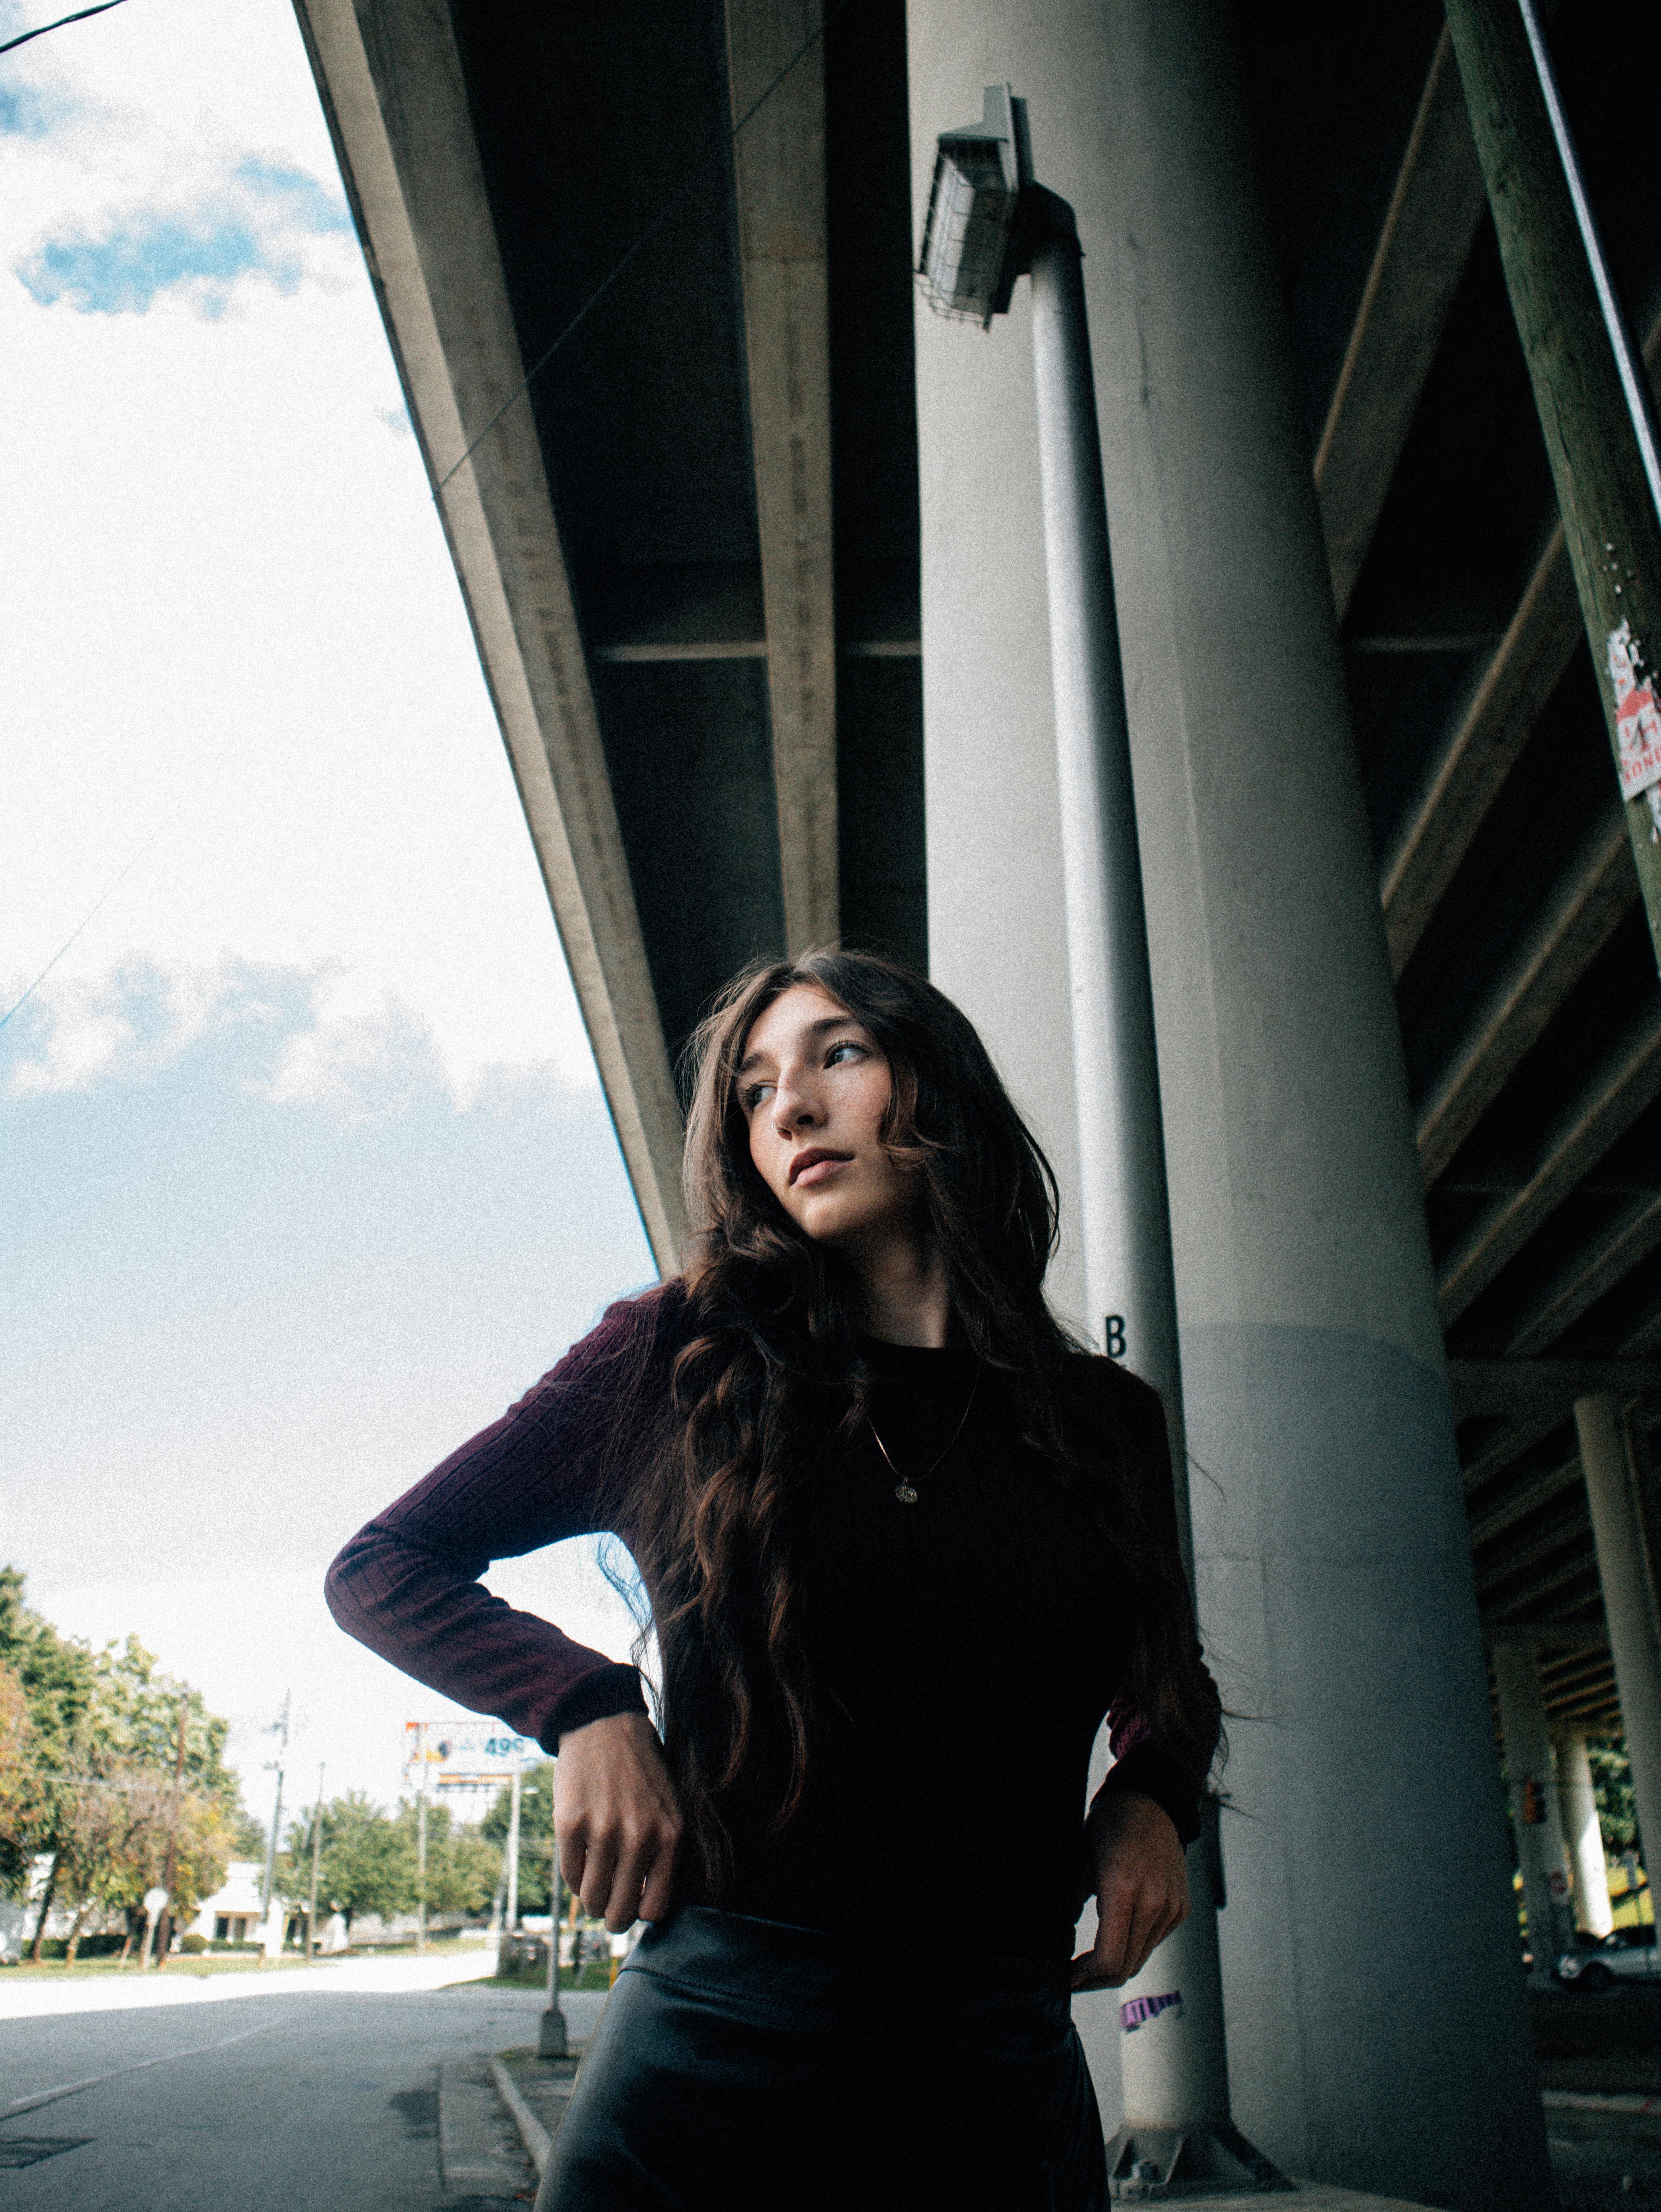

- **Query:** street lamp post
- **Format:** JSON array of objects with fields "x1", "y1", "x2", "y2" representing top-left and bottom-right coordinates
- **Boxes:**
[
  {"x1": 538, "y1": 1830, "x2": 569, "y2": 2059},
  {"x1": 918, "y1": 87, "x2": 1283, "y2": 2199},
  {"x1": 505, "y1": 1767, "x2": 522, "y2": 1938}
]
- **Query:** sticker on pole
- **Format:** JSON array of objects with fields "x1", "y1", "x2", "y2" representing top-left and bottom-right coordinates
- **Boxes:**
[
  {"x1": 1120, "y1": 1989, "x2": 1183, "y2": 2032},
  {"x1": 1608, "y1": 622, "x2": 1661, "y2": 800}
]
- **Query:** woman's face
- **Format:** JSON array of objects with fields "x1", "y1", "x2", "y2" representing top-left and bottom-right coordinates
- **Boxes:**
[{"x1": 739, "y1": 983, "x2": 917, "y2": 1249}]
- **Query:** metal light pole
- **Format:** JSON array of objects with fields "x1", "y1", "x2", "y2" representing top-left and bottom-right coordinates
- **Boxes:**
[
  {"x1": 505, "y1": 1766, "x2": 522, "y2": 1938},
  {"x1": 919, "y1": 87, "x2": 1281, "y2": 2199},
  {"x1": 537, "y1": 1826, "x2": 569, "y2": 2059}
]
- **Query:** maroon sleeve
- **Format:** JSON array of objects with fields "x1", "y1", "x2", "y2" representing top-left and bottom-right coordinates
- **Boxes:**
[
  {"x1": 324, "y1": 1285, "x2": 678, "y2": 1750},
  {"x1": 1084, "y1": 1358, "x2": 1221, "y2": 1846}
]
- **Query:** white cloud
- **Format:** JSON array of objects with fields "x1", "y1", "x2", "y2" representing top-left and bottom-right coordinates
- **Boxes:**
[{"x1": 0, "y1": 0, "x2": 598, "y2": 1112}]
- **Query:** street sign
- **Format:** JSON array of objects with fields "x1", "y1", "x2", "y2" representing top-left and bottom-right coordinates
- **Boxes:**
[{"x1": 143, "y1": 1886, "x2": 169, "y2": 1916}]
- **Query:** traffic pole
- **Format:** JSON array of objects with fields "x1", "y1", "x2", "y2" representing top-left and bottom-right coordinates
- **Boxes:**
[{"x1": 1443, "y1": 0, "x2": 1661, "y2": 969}]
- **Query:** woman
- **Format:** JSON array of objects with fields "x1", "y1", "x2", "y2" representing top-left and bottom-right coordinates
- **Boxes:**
[{"x1": 326, "y1": 950, "x2": 1220, "y2": 2212}]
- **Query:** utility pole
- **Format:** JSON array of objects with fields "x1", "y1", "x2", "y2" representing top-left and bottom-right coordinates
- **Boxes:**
[
  {"x1": 260, "y1": 1693, "x2": 289, "y2": 1960},
  {"x1": 307, "y1": 1764, "x2": 325, "y2": 1962},
  {"x1": 156, "y1": 1695, "x2": 188, "y2": 1969},
  {"x1": 1444, "y1": 0, "x2": 1661, "y2": 969}
]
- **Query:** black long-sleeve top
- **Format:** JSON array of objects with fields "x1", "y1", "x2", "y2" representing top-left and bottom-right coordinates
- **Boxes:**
[{"x1": 326, "y1": 1282, "x2": 1216, "y2": 1960}]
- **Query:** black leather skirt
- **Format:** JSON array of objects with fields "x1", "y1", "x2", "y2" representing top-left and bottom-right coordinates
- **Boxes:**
[{"x1": 535, "y1": 1906, "x2": 1107, "y2": 2212}]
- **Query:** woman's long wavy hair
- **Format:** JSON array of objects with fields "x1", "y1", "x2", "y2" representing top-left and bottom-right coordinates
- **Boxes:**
[{"x1": 608, "y1": 950, "x2": 1220, "y2": 1899}]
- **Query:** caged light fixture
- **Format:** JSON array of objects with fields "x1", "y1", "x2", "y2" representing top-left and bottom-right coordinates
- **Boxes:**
[{"x1": 915, "y1": 83, "x2": 1031, "y2": 326}]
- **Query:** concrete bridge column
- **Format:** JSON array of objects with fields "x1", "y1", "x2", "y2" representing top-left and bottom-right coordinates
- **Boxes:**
[
  {"x1": 1576, "y1": 1395, "x2": 1661, "y2": 1884},
  {"x1": 907, "y1": 3, "x2": 1549, "y2": 2204},
  {"x1": 1556, "y1": 1729, "x2": 1614, "y2": 1938},
  {"x1": 1492, "y1": 1640, "x2": 1577, "y2": 1974}
]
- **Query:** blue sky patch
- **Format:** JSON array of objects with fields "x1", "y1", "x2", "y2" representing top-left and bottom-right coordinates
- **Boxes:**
[
  {"x1": 234, "y1": 153, "x2": 352, "y2": 235},
  {"x1": 19, "y1": 210, "x2": 276, "y2": 314},
  {"x1": 15, "y1": 157, "x2": 353, "y2": 316},
  {"x1": 0, "y1": 74, "x2": 71, "y2": 138}
]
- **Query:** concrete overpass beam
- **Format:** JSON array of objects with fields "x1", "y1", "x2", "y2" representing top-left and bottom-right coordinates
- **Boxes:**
[{"x1": 725, "y1": 0, "x2": 839, "y2": 955}]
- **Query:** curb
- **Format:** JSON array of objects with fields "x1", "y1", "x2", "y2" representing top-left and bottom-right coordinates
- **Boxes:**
[{"x1": 489, "y1": 2055, "x2": 551, "y2": 2178}]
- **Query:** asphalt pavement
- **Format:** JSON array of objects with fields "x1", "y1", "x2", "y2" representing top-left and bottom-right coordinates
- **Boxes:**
[{"x1": 0, "y1": 1952, "x2": 608, "y2": 2210}]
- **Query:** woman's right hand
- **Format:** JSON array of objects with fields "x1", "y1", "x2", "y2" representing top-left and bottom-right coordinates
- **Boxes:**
[{"x1": 555, "y1": 1710, "x2": 684, "y2": 1930}]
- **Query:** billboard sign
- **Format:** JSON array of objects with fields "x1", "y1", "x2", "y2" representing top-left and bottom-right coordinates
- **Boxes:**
[{"x1": 404, "y1": 1721, "x2": 534, "y2": 1793}]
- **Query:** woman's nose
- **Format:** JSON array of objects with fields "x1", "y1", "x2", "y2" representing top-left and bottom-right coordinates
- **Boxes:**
[{"x1": 773, "y1": 1076, "x2": 823, "y2": 1132}]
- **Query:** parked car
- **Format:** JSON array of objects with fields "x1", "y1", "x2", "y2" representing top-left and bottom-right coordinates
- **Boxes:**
[{"x1": 1554, "y1": 1928, "x2": 1660, "y2": 1989}]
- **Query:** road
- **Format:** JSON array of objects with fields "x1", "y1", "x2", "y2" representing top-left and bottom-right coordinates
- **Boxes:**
[{"x1": 0, "y1": 1953, "x2": 607, "y2": 2209}]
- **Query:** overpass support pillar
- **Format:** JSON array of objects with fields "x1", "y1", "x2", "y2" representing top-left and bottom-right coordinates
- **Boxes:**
[
  {"x1": 1576, "y1": 1395, "x2": 1661, "y2": 1884},
  {"x1": 1556, "y1": 1730, "x2": 1614, "y2": 1938},
  {"x1": 907, "y1": 2, "x2": 1549, "y2": 2204},
  {"x1": 1492, "y1": 1641, "x2": 1577, "y2": 1974}
]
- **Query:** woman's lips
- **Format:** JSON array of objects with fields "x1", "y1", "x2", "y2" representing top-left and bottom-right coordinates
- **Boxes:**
[{"x1": 793, "y1": 1154, "x2": 851, "y2": 1187}]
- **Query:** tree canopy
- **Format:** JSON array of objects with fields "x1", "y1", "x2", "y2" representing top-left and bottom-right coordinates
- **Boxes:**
[
  {"x1": 277, "y1": 1790, "x2": 502, "y2": 1929},
  {"x1": 0, "y1": 1567, "x2": 249, "y2": 1953}
]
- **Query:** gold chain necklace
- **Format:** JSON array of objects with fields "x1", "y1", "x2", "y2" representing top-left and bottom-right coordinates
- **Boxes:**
[{"x1": 866, "y1": 1364, "x2": 979, "y2": 1505}]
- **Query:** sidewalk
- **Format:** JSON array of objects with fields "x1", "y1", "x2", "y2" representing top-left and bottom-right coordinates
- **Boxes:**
[
  {"x1": 476, "y1": 2028, "x2": 1438, "y2": 2210},
  {"x1": 0, "y1": 1943, "x2": 499, "y2": 2023}
]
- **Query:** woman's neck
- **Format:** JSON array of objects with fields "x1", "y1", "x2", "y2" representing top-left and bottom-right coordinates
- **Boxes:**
[{"x1": 843, "y1": 1225, "x2": 952, "y2": 1347}]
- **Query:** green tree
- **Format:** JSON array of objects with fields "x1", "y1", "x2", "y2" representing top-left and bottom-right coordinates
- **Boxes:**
[
  {"x1": 1589, "y1": 1737, "x2": 1639, "y2": 1854},
  {"x1": 480, "y1": 1762, "x2": 556, "y2": 1913},
  {"x1": 51, "y1": 1636, "x2": 243, "y2": 1951},
  {"x1": 390, "y1": 1800, "x2": 501, "y2": 1919},
  {"x1": 0, "y1": 1567, "x2": 96, "y2": 1906},
  {"x1": 0, "y1": 1572, "x2": 252, "y2": 1957},
  {"x1": 298, "y1": 1794, "x2": 414, "y2": 1933}
]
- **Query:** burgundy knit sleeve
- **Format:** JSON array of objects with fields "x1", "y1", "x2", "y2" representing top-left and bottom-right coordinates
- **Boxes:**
[
  {"x1": 325, "y1": 1284, "x2": 677, "y2": 1750},
  {"x1": 1087, "y1": 1358, "x2": 1220, "y2": 1847}
]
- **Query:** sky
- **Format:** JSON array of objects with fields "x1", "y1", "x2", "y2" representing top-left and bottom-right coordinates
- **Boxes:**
[{"x1": 1, "y1": 0, "x2": 651, "y2": 1836}]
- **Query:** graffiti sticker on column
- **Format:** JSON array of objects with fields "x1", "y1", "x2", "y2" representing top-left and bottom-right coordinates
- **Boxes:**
[
  {"x1": 1120, "y1": 1989, "x2": 1183, "y2": 2032},
  {"x1": 1608, "y1": 622, "x2": 1661, "y2": 800}
]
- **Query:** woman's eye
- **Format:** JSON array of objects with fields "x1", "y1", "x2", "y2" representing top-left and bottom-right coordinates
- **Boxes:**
[
  {"x1": 826, "y1": 1040, "x2": 864, "y2": 1067},
  {"x1": 743, "y1": 1082, "x2": 773, "y2": 1110}
]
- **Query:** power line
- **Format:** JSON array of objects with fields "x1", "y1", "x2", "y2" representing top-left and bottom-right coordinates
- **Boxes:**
[
  {"x1": 0, "y1": 808, "x2": 181, "y2": 1034},
  {"x1": 0, "y1": 0, "x2": 129, "y2": 59}
]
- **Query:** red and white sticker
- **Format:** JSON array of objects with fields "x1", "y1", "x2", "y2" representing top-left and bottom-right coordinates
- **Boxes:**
[{"x1": 1609, "y1": 620, "x2": 1661, "y2": 801}]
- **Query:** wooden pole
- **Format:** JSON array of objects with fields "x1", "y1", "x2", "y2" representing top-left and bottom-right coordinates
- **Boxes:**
[
  {"x1": 1443, "y1": 0, "x2": 1661, "y2": 970},
  {"x1": 156, "y1": 1696, "x2": 188, "y2": 1967}
]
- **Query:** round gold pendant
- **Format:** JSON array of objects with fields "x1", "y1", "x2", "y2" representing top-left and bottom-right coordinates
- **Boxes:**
[{"x1": 894, "y1": 1481, "x2": 919, "y2": 1505}]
